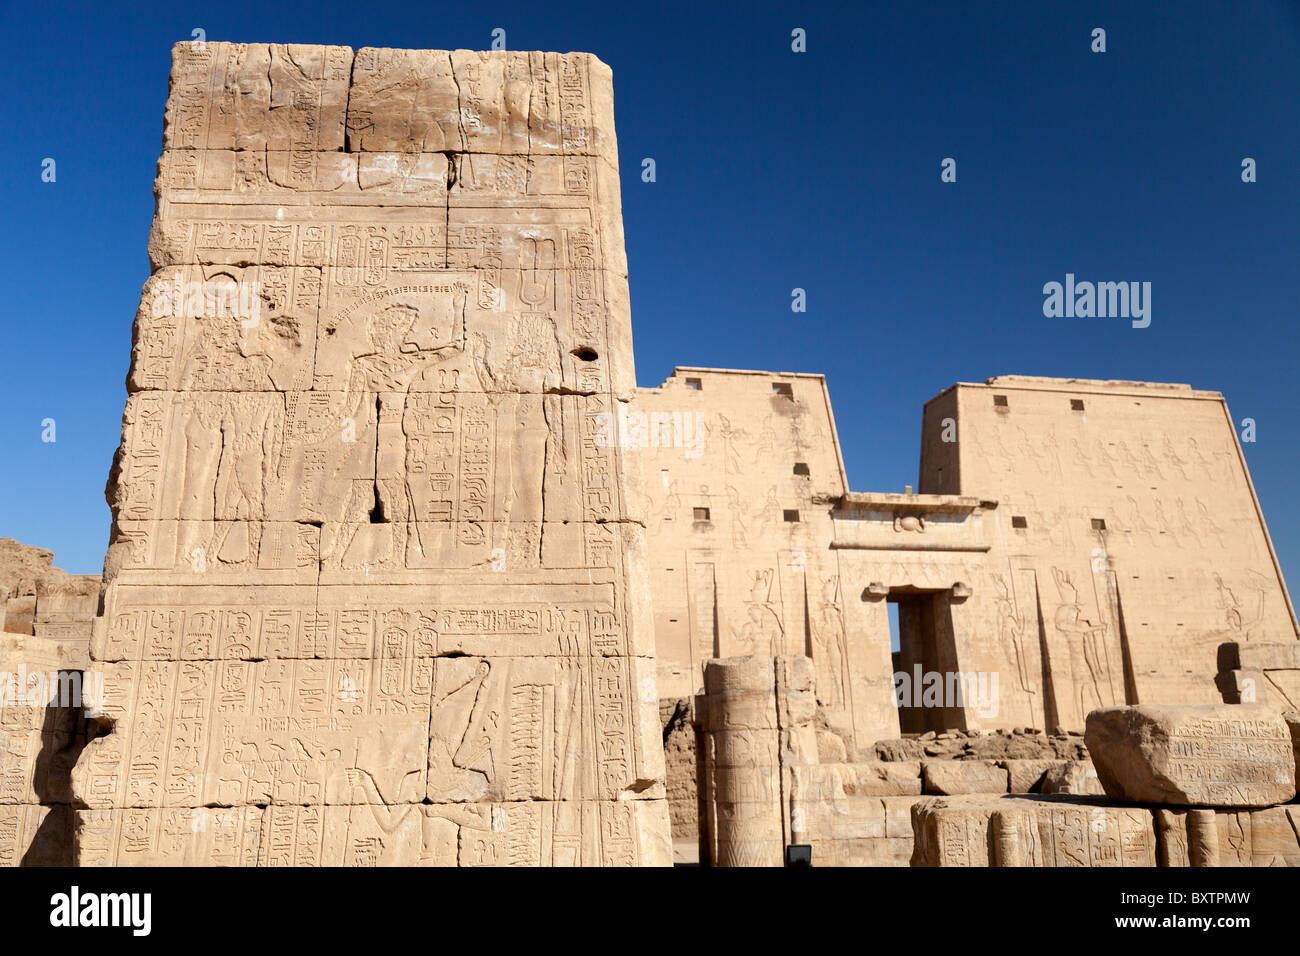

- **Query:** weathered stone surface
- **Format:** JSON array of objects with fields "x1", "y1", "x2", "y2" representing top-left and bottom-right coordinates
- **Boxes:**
[
  {"x1": 911, "y1": 794, "x2": 1158, "y2": 867},
  {"x1": 816, "y1": 728, "x2": 849, "y2": 763},
  {"x1": 1156, "y1": 805, "x2": 1300, "y2": 867},
  {"x1": 659, "y1": 697, "x2": 698, "y2": 864},
  {"x1": 1, "y1": 538, "x2": 91, "y2": 642},
  {"x1": 702, "y1": 658, "x2": 800, "y2": 868},
  {"x1": 843, "y1": 761, "x2": 923, "y2": 797},
  {"x1": 637, "y1": 370, "x2": 1296, "y2": 860},
  {"x1": 76, "y1": 799, "x2": 670, "y2": 867},
  {"x1": 1217, "y1": 643, "x2": 1300, "y2": 710},
  {"x1": 1284, "y1": 711, "x2": 1300, "y2": 790},
  {"x1": 0, "y1": 552, "x2": 101, "y2": 868},
  {"x1": 1, "y1": 596, "x2": 35, "y2": 639},
  {"x1": 1039, "y1": 759, "x2": 1106, "y2": 796},
  {"x1": 1001, "y1": 759, "x2": 1069, "y2": 794},
  {"x1": 65, "y1": 40, "x2": 669, "y2": 867},
  {"x1": 1086, "y1": 704, "x2": 1296, "y2": 807},
  {"x1": 911, "y1": 793, "x2": 1300, "y2": 868},
  {"x1": 0, "y1": 538, "x2": 71, "y2": 603},
  {"x1": 0, "y1": 631, "x2": 100, "y2": 866},
  {"x1": 874, "y1": 737, "x2": 926, "y2": 761},
  {"x1": 922, "y1": 759, "x2": 1008, "y2": 795},
  {"x1": 642, "y1": 370, "x2": 1297, "y2": 758},
  {"x1": 811, "y1": 836, "x2": 912, "y2": 867},
  {"x1": 876, "y1": 729, "x2": 1087, "y2": 763}
]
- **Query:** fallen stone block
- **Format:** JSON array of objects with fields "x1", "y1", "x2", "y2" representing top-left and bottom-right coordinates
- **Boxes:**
[{"x1": 1086, "y1": 704, "x2": 1296, "y2": 807}]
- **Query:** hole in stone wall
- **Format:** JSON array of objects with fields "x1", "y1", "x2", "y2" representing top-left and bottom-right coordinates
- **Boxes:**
[
  {"x1": 1011, "y1": 515, "x2": 1028, "y2": 529},
  {"x1": 572, "y1": 348, "x2": 598, "y2": 362},
  {"x1": 783, "y1": 509, "x2": 800, "y2": 522},
  {"x1": 793, "y1": 462, "x2": 810, "y2": 476},
  {"x1": 693, "y1": 507, "x2": 711, "y2": 521}
]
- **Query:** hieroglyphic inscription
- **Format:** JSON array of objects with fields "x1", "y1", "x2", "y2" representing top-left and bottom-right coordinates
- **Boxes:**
[{"x1": 70, "y1": 41, "x2": 668, "y2": 867}]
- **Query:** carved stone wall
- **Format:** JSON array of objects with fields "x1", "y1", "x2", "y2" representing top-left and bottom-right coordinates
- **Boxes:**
[
  {"x1": 69, "y1": 41, "x2": 670, "y2": 866},
  {"x1": 1, "y1": 631, "x2": 97, "y2": 866},
  {"x1": 911, "y1": 794, "x2": 1300, "y2": 867},
  {"x1": 920, "y1": 377, "x2": 1298, "y2": 731},
  {"x1": 635, "y1": 369, "x2": 848, "y2": 701},
  {"x1": 642, "y1": 370, "x2": 1297, "y2": 771},
  {"x1": 0, "y1": 546, "x2": 96, "y2": 867}
]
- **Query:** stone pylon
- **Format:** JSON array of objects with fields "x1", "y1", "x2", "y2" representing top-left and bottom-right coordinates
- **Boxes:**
[{"x1": 70, "y1": 41, "x2": 670, "y2": 865}]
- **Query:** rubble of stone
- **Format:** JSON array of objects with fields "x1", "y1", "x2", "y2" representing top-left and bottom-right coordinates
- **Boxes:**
[
  {"x1": 695, "y1": 654, "x2": 1102, "y2": 866},
  {"x1": 1, "y1": 537, "x2": 87, "y2": 637},
  {"x1": 908, "y1": 704, "x2": 1300, "y2": 866},
  {"x1": 693, "y1": 656, "x2": 1300, "y2": 867},
  {"x1": 872, "y1": 728, "x2": 1087, "y2": 762}
]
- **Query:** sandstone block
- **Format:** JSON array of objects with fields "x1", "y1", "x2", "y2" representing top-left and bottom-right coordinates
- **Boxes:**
[
  {"x1": 1039, "y1": 759, "x2": 1106, "y2": 796},
  {"x1": 1157, "y1": 805, "x2": 1300, "y2": 867},
  {"x1": 1001, "y1": 759, "x2": 1067, "y2": 793},
  {"x1": 1086, "y1": 705, "x2": 1296, "y2": 807},
  {"x1": 911, "y1": 794, "x2": 1157, "y2": 867},
  {"x1": 922, "y1": 759, "x2": 1008, "y2": 795}
]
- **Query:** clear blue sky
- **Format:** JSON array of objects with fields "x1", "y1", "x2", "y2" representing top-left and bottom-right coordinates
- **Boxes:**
[{"x1": 1, "y1": 0, "x2": 1297, "y2": 584}]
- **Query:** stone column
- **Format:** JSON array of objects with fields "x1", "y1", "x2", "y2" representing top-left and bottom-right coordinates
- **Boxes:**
[{"x1": 700, "y1": 655, "x2": 816, "y2": 866}]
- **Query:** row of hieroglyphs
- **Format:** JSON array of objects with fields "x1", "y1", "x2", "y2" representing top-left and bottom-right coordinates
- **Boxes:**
[
  {"x1": 132, "y1": 247, "x2": 616, "y2": 395},
  {"x1": 164, "y1": 46, "x2": 598, "y2": 156},
  {"x1": 108, "y1": 389, "x2": 629, "y2": 560},
  {"x1": 969, "y1": 426, "x2": 1239, "y2": 485}
]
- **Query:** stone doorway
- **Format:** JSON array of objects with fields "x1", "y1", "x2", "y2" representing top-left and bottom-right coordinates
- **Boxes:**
[{"x1": 889, "y1": 588, "x2": 964, "y2": 734}]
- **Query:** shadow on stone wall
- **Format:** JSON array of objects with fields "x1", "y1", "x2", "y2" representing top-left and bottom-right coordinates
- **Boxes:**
[{"x1": 20, "y1": 672, "x2": 101, "y2": 866}]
